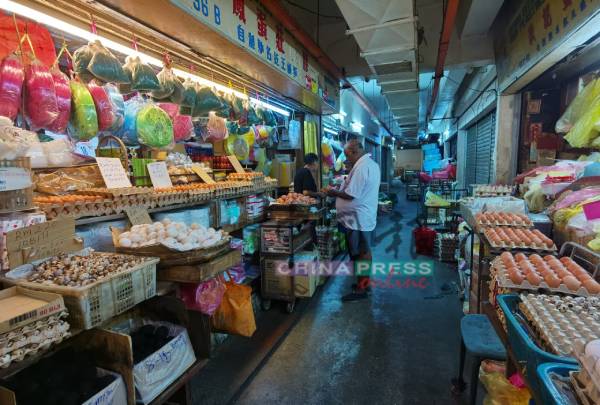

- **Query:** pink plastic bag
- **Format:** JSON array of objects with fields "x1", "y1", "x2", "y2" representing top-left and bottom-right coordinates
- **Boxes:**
[
  {"x1": 173, "y1": 114, "x2": 193, "y2": 141},
  {"x1": 25, "y1": 59, "x2": 58, "y2": 129},
  {"x1": 87, "y1": 80, "x2": 115, "y2": 131},
  {"x1": 179, "y1": 279, "x2": 226, "y2": 315},
  {"x1": 0, "y1": 54, "x2": 24, "y2": 121},
  {"x1": 157, "y1": 102, "x2": 178, "y2": 119},
  {"x1": 47, "y1": 67, "x2": 71, "y2": 133}
]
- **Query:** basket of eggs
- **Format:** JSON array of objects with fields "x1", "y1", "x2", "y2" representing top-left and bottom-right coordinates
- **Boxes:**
[
  {"x1": 111, "y1": 218, "x2": 231, "y2": 268},
  {"x1": 269, "y1": 193, "x2": 317, "y2": 212}
]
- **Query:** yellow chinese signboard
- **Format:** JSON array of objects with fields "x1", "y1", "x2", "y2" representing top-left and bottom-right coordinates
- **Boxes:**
[{"x1": 497, "y1": 0, "x2": 600, "y2": 90}]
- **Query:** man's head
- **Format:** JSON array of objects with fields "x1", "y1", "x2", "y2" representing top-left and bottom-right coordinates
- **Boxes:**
[
  {"x1": 344, "y1": 139, "x2": 365, "y2": 165},
  {"x1": 304, "y1": 153, "x2": 319, "y2": 171}
]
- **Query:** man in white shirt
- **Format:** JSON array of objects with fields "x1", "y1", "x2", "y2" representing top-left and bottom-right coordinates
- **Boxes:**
[{"x1": 324, "y1": 139, "x2": 381, "y2": 301}]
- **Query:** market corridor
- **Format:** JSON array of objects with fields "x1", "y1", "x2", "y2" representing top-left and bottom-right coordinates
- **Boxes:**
[{"x1": 193, "y1": 191, "x2": 464, "y2": 405}]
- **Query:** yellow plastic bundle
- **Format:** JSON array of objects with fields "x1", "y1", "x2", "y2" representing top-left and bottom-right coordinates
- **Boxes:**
[
  {"x1": 425, "y1": 191, "x2": 450, "y2": 207},
  {"x1": 564, "y1": 96, "x2": 600, "y2": 147},
  {"x1": 589, "y1": 236, "x2": 600, "y2": 251},
  {"x1": 480, "y1": 372, "x2": 531, "y2": 405},
  {"x1": 557, "y1": 78, "x2": 600, "y2": 133},
  {"x1": 553, "y1": 206, "x2": 583, "y2": 229},
  {"x1": 303, "y1": 121, "x2": 318, "y2": 154},
  {"x1": 524, "y1": 184, "x2": 546, "y2": 213}
]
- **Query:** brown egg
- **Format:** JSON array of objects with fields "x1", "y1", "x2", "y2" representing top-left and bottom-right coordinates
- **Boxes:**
[
  {"x1": 526, "y1": 272, "x2": 542, "y2": 286},
  {"x1": 563, "y1": 275, "x2": 582, "y2": 292},
  {"x1": 509, "y1": 269, "x2": 525, "y2": 284},
  {"x1": 575, "y1": 272, "x2": 592, "y2": 282},
  {"x1": 544, "y1": 255, "x2": 557, "y2": 261},
  {"x1": 560, "y1": 257, "x2": 572, "y2": 265},
  {"x1": 500, "y1": 252, "x2": 513, "y2": 261},
  {"x1": 520, "y1": 262, "x2": 534, "y2": 274},
  {"x1": 544, "y1": 273, "x2": 562, "y2": 288},
  {"x1": 515, "y1": 253, "x2": 527, "y2": 263},
  {"x1": 583, "y1": 279, "x2": 600, "y2": 294},
  {"x1": 556, "y1": 269, "x2": 571, "y2": 279}
]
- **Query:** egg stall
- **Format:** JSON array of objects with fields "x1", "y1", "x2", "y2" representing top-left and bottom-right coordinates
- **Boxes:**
[{"x1": 0, "y1": 0, "x2": 333, "y2": 402}]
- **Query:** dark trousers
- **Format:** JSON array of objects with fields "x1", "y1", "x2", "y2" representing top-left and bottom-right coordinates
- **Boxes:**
[{"x1": 341, "y1": 225, "x2": 372, "y2": 290}]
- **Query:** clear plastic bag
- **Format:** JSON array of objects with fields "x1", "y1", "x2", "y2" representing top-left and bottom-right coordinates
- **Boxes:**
[
  {"x1": 136, "y1": 103, "x2": 174, "y2": 149},
  {"x1": 204, "y1": 111, "x2": 228, "y2": 141},
  {"x1": 122, "y1": 55, "x2": 159, "y2": 91},
  {"x1": 25, "y1": 59, "x2": 58, "y2": 130},
  {"x1": 214, "y1": 93, "x2": 231, "y2": 119},
  {"x1": 246, "y1": 105, "x2": 261, "y2": 125},
  {"x1": 87, "y1": 80, "x2": 115, "y2": 131},
  {"x1": 231, "y1": 95, "x2": 244, "y2": 121},
  {"x1": 72, "y1": 42, "x2": 95, "y2": 82},
  {"x1": 68, "y1": 80, "x2": 98, "y2": 141},
  {"x1": 167, "y1": 76, "x2": 185, "y2": 104},
  {"x1": 116, "y1": 94, "x2": 145, "y2": 146},
  {"x1": 480, "y1": 372, "x2": 530, "y2": 405},
  {"x1": 87, "y1": 40, "x2": 129, "y2": 83},
  {"x1": 105, "y1": 83, "x2": 124, "y2": 131},
  {"x1": 46, "y1": 67, "x2": 71, "y2": 134},
  {"x1": 173, "y1": 114, "x2": 193, "y2": 142},
  {"x1": 564, "y1": 96, "x2": 600, "y2": 147},
  {"x1": 0, "y1": 54, "x2": 25, "y2": 121},
  {"x1": 179, "y1": 78, "x2": 196, "y2": 113},
  {"x1": 157, "y1": 102, "x2": 178, "y2": 119},
  {"x1": 151, "y1": 66, "x2": 177, "y2": 100},
  {"x1": 556, "y1": 78, "x2": 600, "y2": 133},
  {"x1": 193, "y1": 85, "x2": 221, "y2": 116},
  {"x1": 179, "y1": 279, "x2": 226, "y2": 315},
  {"x1": 0, "y1": 124, "x2": 38, "y2": 160}
]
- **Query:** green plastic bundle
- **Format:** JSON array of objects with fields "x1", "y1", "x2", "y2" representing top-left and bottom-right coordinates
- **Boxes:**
[
  {"x1": 123, "y1": 56, "x2": 160, "y2": 91},
  {"x1": 193, "y1": 85, "x2": 222, "y2": 116},
  {"x1": 68, "y1": 80, "x2": 99, "y2": 141},
  {"x1": 136, "y1": 103, "x2": 174, "y2": 149}
]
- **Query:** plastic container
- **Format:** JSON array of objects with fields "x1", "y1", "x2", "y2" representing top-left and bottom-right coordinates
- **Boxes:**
[
  {"x1": 497, "y1": 294, "x2": 578, "y2": 398},
  {"x1": 536, "y1": 363, "x2": 580, "y2": 405}
]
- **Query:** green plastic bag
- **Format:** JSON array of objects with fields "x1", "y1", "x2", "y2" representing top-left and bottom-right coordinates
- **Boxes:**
[
  {"x1": 231, "y1": 95, "x2": 244, "y2": 120},
  {"x1": 167, "y1": 76, "x2": 185, "y2": 104},
  {"x1": 556, "y1": 78, "x2": 600, "y2": 133},
  {"x1": 122, "y1": 56, "x2": 160, "y2": 91},
  {"x1": 194, "y1": 85, "x2": 222, "y2": 116},
  {"x1": 179, "y1": 78, "x2": 197, "y2": 114},
  {"x1": 68, "y1": 80, "x2": 99, "y2": 141},
  {"x1": 72, "y1": 43, "x2": 94, "y2": 81},
  {"x1": 564, "y1": 97, "x2": 600, "y2": 147},
  {"x1": 247, "y1": 106, "x2": 261, "y2": 125},
  {"x1": 87, "y1": 41, "x2": 130, "y2": 83},
  {"x1": 136, "y1": 104, "x2": 174, "y2": 149},
  {"x1": 214, "y1": 94, "x2": 231, "y2": 119}
]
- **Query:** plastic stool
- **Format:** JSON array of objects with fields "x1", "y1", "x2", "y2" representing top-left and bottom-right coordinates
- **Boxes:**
[{"x1": 451, "y1": 314, "x2": 506, "y2": 404}]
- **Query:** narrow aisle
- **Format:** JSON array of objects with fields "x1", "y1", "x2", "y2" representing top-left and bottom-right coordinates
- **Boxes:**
[{"x1": 235, "y1": 191, "x2": 464, "y2": 405}]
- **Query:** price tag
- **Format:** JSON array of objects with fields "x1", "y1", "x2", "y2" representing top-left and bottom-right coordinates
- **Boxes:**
[
  {"x1": 147, "y1": 161, "x2": 173, "y2": 189},
  {"x1": 191, "y1": 164, "x2": 216, "y2": 184},
  {"x1": 0, "y1": 167, "x2": 32, "y2": 191},
  {"x1": 96, "y1": 157, "x2": 132, "y2": 188},
  {"x1": 227, "y1": 155, "x2": 246, "y2": 174},
  {"x1": 125, "y1": 207, "x2": 152, "y2": 225}
]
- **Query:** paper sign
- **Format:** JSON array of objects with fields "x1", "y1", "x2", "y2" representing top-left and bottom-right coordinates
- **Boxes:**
[
  {"x1": 0, "y1": 167, "x2": 32, "y2": 191},
  {"x1": 125, "y1": 207, "x2": 152, "y2": 225},
  {"x1": 147, "y1": 162, "x2": 173, "y2": 189},
  {"x1": 583, "y1": 200, "x2": 600, "y2": 221},
  {"x1": 96, "y1": 157, "x2": 132, "y2": 189},
  {"x1": 227, "y1": 155, "x2": 246, "y2": 174},
  {"x1": 6, "y1": 218, "x2": 83, "y2": 268},
  {"x1": 191, "y1": 164, "x2": 215, "y2": 184}
]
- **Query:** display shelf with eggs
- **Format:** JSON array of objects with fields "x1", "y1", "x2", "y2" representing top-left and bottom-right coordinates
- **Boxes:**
[
  {"x1": 492, "y1": 252, "x2": 600, "y2": 296},
  {"x1": 483, "y1": 227, "x2": 556, "y2": 251},
  {"x1": 519, "y1": 293, "x2": 600, "y2": 358},
  {"x1": 571, "y1": 340, "x2": 600, "y2": 405},
  {"x1": 112, "y1": 219, "x2": 231, "y2": 268},
  {"x1": 475, "y1": 211, "x2": 533, "y2": 228},
  {"x1": 472, "y1": 184, "x2": 515, "y2": 197}
]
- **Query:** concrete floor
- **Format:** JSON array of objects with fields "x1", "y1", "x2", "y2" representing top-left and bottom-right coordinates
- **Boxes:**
[{"x1": 233, "y1": 191, "x2": 466, "y2": 405}]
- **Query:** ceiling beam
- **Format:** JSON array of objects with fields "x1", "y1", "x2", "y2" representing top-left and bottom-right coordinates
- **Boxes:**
[
  {"x1": 361, "y1": 44, "x2": 415, "y2": 58},
  {"x1": 345, "y1": 17, "x2": 417, "y2": 35}
]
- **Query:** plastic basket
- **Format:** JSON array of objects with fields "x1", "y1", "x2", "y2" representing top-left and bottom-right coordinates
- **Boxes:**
[
  {"x1": 497, "y1": 294, "x2": 578, "y2": 396},
  {"x1": 536, "y1": 363, "x2": 580, "y2": 405}
]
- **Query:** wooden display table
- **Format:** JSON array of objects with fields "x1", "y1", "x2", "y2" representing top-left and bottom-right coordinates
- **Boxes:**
[{"x1": 157, "y1": 249, "x2": 242, "y2": 283}]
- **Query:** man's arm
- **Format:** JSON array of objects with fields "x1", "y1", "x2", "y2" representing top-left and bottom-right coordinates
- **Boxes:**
[{"x1": 325, "y1": 188, "x2": 353, "y2": 200}]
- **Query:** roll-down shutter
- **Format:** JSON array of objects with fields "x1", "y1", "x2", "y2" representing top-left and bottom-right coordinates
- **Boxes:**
[{"x1": 466, "y1": 111, "x2": 496, "y2": 186}]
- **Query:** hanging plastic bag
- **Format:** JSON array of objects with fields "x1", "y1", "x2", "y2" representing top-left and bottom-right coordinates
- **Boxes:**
[
  {"x1": 179, "y1": 78, "x2": 196, "y2": 114},
  {"x1": 68, "y1": 80, "x2": 98, "y2": 141},
  {"x1": 211, "y1": 279, "x2": 256, "y2": 337},
  {"x1": 157, "y1": 102, "x2": 178, "y2": 119},
  {"x1": 151, "y1": 65, "x2": 177, "y2": 100},
  {"x1": 72, "y1": 42, "x2": 95, "y2": 82},
  {"x1": 116, "y1": 95, "x2": 145, "y2": 145},
  {"x1": 564, "y1": 97, "x2": 600, "y2": 147},
  {"x1": 179, "y1": 279, "x2": 226, "y2": 315},
  {"x1": 105, "y1": 83, "x2": 124, "y2": 131},
  {"x1": 122, "y1": 55, "x2": 159, "y2": 91},
  {"x1": 230, "y1": 95, "x2": 244, "y2": 121},
  {"x1": 193, "y1": 85, "x2": 222, "y2": 116},
  {"x1": 87, "y1": 80, "x2": 115, "y2": 132},
  {"x1": 173, "y1": 114, "x2": 193, "y2": 142},
  {"x1": 246, "y1": 105, "x2": 261, "y2": 125},
  {"x1": 168, "y1": 76, "x2": 185, "y2": 104},
  {"x1": 212, "y1": 93, "x2": 231, "y2": 119},
  {"x1": 0, "y1": 54, "x2": 25, "y2": 121},
  {"x1": 87, "y1": 40, "x2": 129, "y2": 83},
  {"x1": 226, "y1": 134, "x2": 251, "y2": 161},
  {"x1": 262, "y1": 108, "x2": 277, "y2": 126},
  {"x1": 556, "y1": 78, "x2": 600, "y2": 133},
  {"x1": 25, "y1": 59, "x2": 59, "y2": 129},
  {"x1": 46, "y1": 67, "x2": 71, "y2": 133},
  {"x1": 136, "y1": 103, "x2": 174, "y2": 149},
  {"x1": 204, "y1": 111, "x2": 228, "y2": 141}
]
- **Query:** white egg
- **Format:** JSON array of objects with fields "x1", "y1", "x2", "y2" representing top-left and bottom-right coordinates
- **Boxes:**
[
  {"x1": 120, "y1": 231, "x2": 131, "y2": 239},
  {"x1": 130, "y1": 233, "x2": 143, "y2": 243},
  {"x1": 207, "y1": 228, "x2": 216, "y2": 237},
  {"x1": 130, "y1": 225, "x2": 143, "y2": 232},
  {"x1": 164, "y1": 237, "x2": 177, "y2": 245},
  {"x1": 131, "y1": 242, "x2": 139, "y2": 248},
  {"x1": 146, "y1": 238, "x2": 157, "y2": 245},
  {"x1": 166, "y1": 225, "x2": 179, "y2": 238},
  {"x1": 148, "y1": 231, "x2": 157, "y2": 240},
  {"x1": 176, "y1": 234, "x2": 187, "y2": 243},
  {"x1": 119, "y1": 238, "x2": 132, "y2": 247},
  {"x1": 182, "y1": 243, "x2": 193, "y2": 251}
]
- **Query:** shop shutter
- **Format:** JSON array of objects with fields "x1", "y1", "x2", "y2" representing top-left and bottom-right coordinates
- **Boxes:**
[{"x1": 465, "y1": 111, "x2": 496, "y2": 186}]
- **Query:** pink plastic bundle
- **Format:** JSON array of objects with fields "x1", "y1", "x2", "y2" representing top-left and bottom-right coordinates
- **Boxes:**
[
  {"x1": 46, "y1": 67, "x2": 71, "y2": 133},
  {"x1": 173, "y1": 114, "x2": 193, "y2": 141},
  {"x1": 87, "y1": 80, "x2": 115, "y2": 131},
  {"x1": 157, "y1": 102, "x2": 178, "y2": 119},
  {"x1": 205, "y1": 111, "x2": 228, "y2": 141},
  {"x1": 179, "y1": 279, "x2": 226, "y2": 315},
  {"x1": 0, "y1": 54, "x2": 25, "y2": 121},
  {"x1": 25, "y1": 59, "x2": 58, "y2": 129}
]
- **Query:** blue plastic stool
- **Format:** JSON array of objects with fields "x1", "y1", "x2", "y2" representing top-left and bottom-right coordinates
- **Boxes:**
[{"x1": 452, "y1": 314, "x2": 507, "y2": 404}]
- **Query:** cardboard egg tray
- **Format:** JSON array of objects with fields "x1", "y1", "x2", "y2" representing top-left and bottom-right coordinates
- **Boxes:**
[
  {"x1": 519, "y1": 294, "x2": 600, "y2": 357},
  {"x1": 476, "y1": 218, "x2": 533, "y2": 229},
  {"x1": 570, "y1": 342, "x2": 600, "y2": 405},
  {"x1": 491, "y1": 257, "x2": 598, "y2": 297},
  {"x1": 482, "y1": 231, "x2": 557, "y2": 252}
]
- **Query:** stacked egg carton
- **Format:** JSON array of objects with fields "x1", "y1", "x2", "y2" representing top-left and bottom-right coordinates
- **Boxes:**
[
  {"x1": 473, "y1": 184, "x2": 515, "y2": 197},
  {"x1": 433, "y1": 233, "x2": 458, "y2": 263},
  {"x1": 0, "y1": 311, "x2": 70, "y2": 368},
  {"x1": 571, "y1": 340, "x2": 600, "y2": 404},
  {"x1": 519, "y1": 293, "x2": 600, "y2": 357},
  {"x1": 483, "y1": 227, "x2": 556, "y2": 251},
  {"x1": 316, "y1": 226, "x2": 338, "y2": 261}
]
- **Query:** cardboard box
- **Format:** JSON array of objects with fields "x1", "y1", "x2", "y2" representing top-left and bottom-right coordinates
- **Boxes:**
[
  {"x1": 0, "y1": 286, "x2": 65, "y2": 335},
  {"x1": 293, "y1": 274, "x2": 318, "y2": 297}
]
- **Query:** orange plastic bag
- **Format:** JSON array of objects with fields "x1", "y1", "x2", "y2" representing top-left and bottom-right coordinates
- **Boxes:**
[{"x1": 211, "y1": 279, "x2": 256, "y2": 337}]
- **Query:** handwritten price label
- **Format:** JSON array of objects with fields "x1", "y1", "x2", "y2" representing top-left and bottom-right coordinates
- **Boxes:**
[
  {"x1": 191, "y1": 164, "x2": 215, "y2": 184},
  {"x1": 96, "y1": 157, "x2": 132, "y2": 189},
  {"x1": 147, "y1": 161, "x2": 173, "y2": 189}
]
